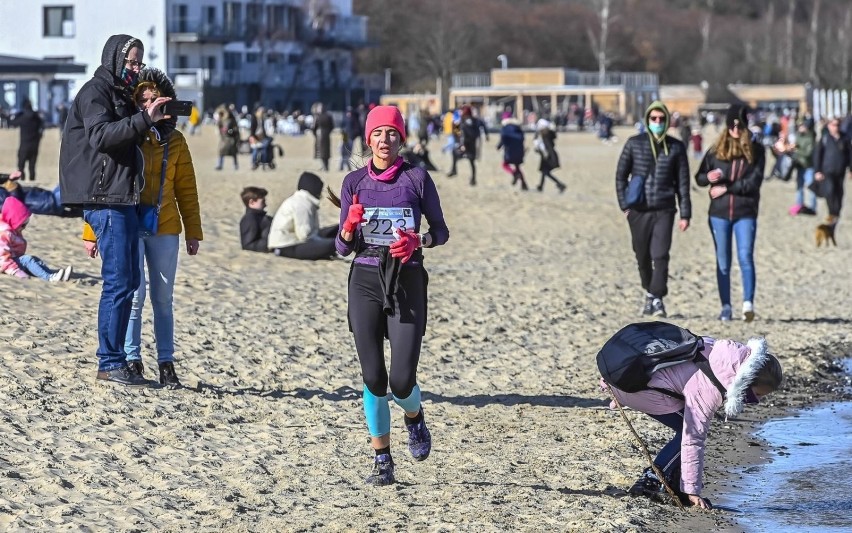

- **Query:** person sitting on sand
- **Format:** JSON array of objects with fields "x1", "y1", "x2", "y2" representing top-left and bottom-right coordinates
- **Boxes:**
[
  {"x1": 239, "y1": 186, "x2": 272, "y2": 253},
  {"x1": 1, "y1": 170, "x2": 82, "y2": 217},
  {"x1": 1, "y1": 196, "x2": 73, "y2": 282},
  {"x1": 601, "y1": 334, "x2": 783, "y2": 509},
  {"x1": 268, "y1": 172, "x2": 338, "y2": 260}
]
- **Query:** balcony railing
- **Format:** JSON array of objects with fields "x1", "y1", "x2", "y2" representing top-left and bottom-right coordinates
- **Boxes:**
[
  {"x1": 168, "y1": 15, "x2": 367, "y2": 47},
  {"x1": 300, "y1": 15, "x2": 368, "y2": 47}
]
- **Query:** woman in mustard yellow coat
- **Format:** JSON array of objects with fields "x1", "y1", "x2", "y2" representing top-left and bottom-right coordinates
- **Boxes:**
[{"x1": 84, "y1": 68, "x2": 202, "y2": 386}]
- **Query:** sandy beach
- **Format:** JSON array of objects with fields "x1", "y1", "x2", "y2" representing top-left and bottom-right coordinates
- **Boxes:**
[{"x1": 1, "y1": 123, "x2": 850, "y2": 532}]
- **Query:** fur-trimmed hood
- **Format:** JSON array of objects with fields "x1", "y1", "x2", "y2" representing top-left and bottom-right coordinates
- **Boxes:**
[
  {"x1": 724, "y1": 337, "x2": 768, "y2": 418},
  {"x1": 137, "y1": 67, "x2": 178, "y2": 141}
]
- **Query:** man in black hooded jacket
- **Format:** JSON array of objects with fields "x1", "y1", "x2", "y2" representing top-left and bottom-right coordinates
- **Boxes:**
[
  {"x1": 615, "y1": 101, "x2": 692, "y2": 318},
  {"x1": 59, "y1": 34, "x2": 171, "y2": 387}
]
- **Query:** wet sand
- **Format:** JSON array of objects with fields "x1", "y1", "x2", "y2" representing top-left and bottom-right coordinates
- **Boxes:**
[{"x1": 1, "y1": 124, "x2": 851, "y2": 531}]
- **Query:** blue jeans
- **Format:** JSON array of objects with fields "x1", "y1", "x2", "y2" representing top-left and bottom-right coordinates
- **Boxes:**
[
  {"x1": 709, "y1": 216, "x2": 757, "y2": 306},
  {"x1": 125, "y1": 234, "x2": 179, "y2": 364},
  {"x1": 795, "y1": 167, "x2": 816, "y2": 210},
  {"x1": 15, "y1": 254, "x2": 54, "y2": 280},
  {"x1": 83, "y1": 206, "x2": 141, "y2": 371},
  {"x1": 648, "y1": 411, "x2": 684, "y2": 482}
]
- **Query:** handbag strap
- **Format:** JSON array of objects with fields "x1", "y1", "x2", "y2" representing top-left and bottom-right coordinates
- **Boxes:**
[{"x1": 155, "y1": 141, "x2": 169, "y2": 211}]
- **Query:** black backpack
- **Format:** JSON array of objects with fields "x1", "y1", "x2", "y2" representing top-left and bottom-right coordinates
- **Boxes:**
[{"x1": 596, "y1": 321, "x2": 726, "y2": 400}]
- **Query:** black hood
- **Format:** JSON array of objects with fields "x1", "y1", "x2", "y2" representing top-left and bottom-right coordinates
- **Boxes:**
[
  {"x1": 138, "y1": 67, "x2": 176, "y2": 99},
  {"x1": 101, "y1": 34, "x2": 143, "y2": 79},
  {"x1": 137, "y1": 67, "x2": 177, "y2": 141}
]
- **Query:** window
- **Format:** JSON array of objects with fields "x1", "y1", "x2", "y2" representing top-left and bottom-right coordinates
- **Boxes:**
[
  {"x1": 176, "y1": 55, "x2": 189, "y2": 69},
  {"x1": 224, "y1": 52, "x2": 242, "y2": 70},
  {"x1": 43, "y1": 6, "x2": 74, "y2": 37},
  {"x1": 205, "y1": 56, "x2": 217, "y2": 70},
  {"x1": 246, "y1": 53, "x2": 259, "y2": 64}
]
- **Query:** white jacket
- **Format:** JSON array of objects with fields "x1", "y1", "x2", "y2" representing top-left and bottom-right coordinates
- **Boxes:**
[{"x1": 268, "y1": 189, "x2": 321, "y2": 249}]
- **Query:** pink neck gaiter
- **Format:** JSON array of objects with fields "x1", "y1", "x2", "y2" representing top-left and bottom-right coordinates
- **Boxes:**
[{"x1": 367, "y1": 156, "x2": 403, "y2": 182}]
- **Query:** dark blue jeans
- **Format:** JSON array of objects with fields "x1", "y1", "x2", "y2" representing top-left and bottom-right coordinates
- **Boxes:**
[
  {"x1": 648, "y1": 411, "x2": 684, "y2": 482},
  {"x1": 83, "y1": 206, "x2": 141, "y2": 371}
]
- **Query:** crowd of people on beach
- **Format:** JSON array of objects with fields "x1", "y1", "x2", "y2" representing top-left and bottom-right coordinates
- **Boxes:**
[{"x1": 11, "y1": 30, "x2": 852, "y2": 512}]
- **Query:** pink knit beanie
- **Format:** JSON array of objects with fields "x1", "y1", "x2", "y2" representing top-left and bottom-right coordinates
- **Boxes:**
[{"x1": 365, "y1": 105, "x2": 406, "y2": 143}]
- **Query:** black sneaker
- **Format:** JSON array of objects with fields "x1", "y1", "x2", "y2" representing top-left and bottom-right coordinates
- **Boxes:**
[
  {"x1": 640, "y1": 296, "x2": 654, "y2": 316},
  {"x1": 128, "y1": 360, "x2": 145, "y2": 378},
  {"x1": 96, "y1": 365, "x2": 150, "y2": 388},
  {"x1": 365, "y1": 453, "x2": 395, "y2": 486},
  {"x1": 650, "y1": 298, "x2": 667, "y2": 318},
  {"x1": 628, "y1": 467, "x2": 662, "y2": 497},
  {"x1": 158, "y1": 362, "x2": 181, "y2": 386}
]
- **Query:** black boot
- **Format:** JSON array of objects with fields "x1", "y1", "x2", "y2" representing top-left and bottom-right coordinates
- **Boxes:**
[{"x1": 158, "y1": 362, "x2": 181, "y2": 386}]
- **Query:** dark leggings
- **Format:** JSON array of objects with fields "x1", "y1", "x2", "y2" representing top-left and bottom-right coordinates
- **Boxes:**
[
  {"x1": 822, "y1": 172, "x2": 845, "y2": 217},
  {"x1": 17, "y1": 144, "x2": 38, "y2": 180},
  {"x1": 348, "y1": 263, "x2": 427, "y2": 398}
]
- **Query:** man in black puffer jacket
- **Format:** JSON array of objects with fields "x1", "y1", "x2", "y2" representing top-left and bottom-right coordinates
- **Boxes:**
[
  {"x1": 615, "y1": 101, "x2": 692, "y2": 318},
  {"x1": 59, "y1": 34, "x2": 171, "y2": 388}
]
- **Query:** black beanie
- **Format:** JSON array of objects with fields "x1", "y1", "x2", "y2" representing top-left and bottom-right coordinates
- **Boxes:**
[
  {"x1": 726, "y1": 104, "x2": 748, "y2": 129},
  {"x1": 297, "y1": 172, "x2": 323, "y2": 199}
]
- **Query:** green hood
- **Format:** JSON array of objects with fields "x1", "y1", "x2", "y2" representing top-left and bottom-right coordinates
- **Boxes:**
[{"x1": 644, "y1": 100, "x2": 670, "y2": 159}]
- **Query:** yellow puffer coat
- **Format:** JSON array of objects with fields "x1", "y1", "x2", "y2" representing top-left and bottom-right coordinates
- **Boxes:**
[{"x1": 83, "y1": 129, "x2": 203, "y2": 241}]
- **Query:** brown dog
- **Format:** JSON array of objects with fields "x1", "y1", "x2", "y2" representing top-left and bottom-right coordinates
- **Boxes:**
[{"x1": 816, "y1": 217, "x2": 837, "y2": 247}]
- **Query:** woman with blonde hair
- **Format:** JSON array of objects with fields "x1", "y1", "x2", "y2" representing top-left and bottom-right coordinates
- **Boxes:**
[{"x1": 695, "y1": 104, "x2": 765, "y2": 322}]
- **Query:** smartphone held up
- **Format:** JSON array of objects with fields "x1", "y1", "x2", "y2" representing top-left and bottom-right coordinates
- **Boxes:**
[{"x1": 160, "y1": 100, "x2": 193, "y2": 116}]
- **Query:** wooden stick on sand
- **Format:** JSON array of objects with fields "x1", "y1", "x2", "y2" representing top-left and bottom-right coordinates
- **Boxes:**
[{"x1": 607, "y1": 386, "x2": 685, "y2": 510}]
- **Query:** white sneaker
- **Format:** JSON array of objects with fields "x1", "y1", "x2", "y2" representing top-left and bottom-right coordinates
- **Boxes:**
[
  {"x1": 49, "y1": 268, "x2": 64, "y2": 282},
  {"x1": 62, "y1": 265, "x2": 73, "y2": 281},
  {"x1": 742, "y1": 301, "x2": 755, "y2": 322}
]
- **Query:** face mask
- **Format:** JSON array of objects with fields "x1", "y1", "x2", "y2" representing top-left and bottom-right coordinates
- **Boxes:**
[
  {"x1": 648, "y1": 122, "x2": 665, "y2": 136},
  {"x1": 120, "y1": 67, "x2": 139, "y2": 87}
]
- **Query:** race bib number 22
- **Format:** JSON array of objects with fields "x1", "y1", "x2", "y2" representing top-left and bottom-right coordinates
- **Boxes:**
[{"x1": 361, "y1": 207, "x2": 415, "y2": 246}]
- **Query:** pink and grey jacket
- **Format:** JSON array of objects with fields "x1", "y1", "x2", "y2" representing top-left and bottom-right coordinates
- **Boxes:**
[
  {"x1": 0, "y1": 196, "x2": 31, "y2": 276},
  {"x1": 602, "y1": 336, "x2": 769, "y2": 495}
]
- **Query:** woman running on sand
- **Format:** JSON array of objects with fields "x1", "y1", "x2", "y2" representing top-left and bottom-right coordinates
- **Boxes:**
[{"x1": 335, "y1": 105, "x2": 449, "y2": 486}]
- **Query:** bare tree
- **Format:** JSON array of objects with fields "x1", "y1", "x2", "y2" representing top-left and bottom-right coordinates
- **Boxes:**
[
  {"x1": 762, "y1": 0, "x2": 775, "y2": 83},
  {"x1": 808, "y1": 0, "x2": 821, "y2": 82},
  {"x1": 839, "y1": 3, "x2": 852, "y2": 83},
  {"x1": 784, "y1": 0, "x2": 795, "y2": 72},
  {"x1": 700, "y1": 0, "x2": 715, "y2": 55},
  {"x1": 587, "y1": 0, "x2": 614, "y2": 84}
]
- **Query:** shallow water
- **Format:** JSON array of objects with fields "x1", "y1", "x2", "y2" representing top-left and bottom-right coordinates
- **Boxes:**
[{"x1": 718, "y1": 362, "x2": 852, "y2": 533}]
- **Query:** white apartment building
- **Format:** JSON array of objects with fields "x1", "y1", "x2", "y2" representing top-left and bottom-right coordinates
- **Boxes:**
[{"x1": 0, "y1": 0, "x2": 370, "y2": 122}]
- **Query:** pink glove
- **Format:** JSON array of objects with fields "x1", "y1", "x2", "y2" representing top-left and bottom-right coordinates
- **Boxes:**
[
  {"x1": 13, "y1": 269, "x2": 29, "y2": 279},
  {"x1": 342, "y1": 193, "x2": 365, "y2": 233},
  {"x1": 707, "y1": 169, "x2": 724, "y2": 183},
  {"x1": 389, "y1": 228, "x2": 420, "y2": 263}
]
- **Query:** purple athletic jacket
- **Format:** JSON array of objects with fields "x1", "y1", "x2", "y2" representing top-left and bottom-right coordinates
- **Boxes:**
[{"x1": 336, "y1": 162, "x2": 449, "y2": 266}]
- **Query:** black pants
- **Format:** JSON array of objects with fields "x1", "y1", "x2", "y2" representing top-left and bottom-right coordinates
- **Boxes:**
[
  {"x1": 348, "y1": 263, "x2": 427, "y2": 398},
  {"x1": 274, "y1": 225, "x2": 337, "y2": 260},
  {"x1": 822, "y1": 172, "x2": 845, "y2": 217},
  {"x1": 627, "y1": 209, "x2": 675, "y2": 298},
  {"x1": 17, "y1": 143, "x2": 39, "y2": 180},
  {"x1": 451, "y1": 152, "x2": 476, "y2": 184}
]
